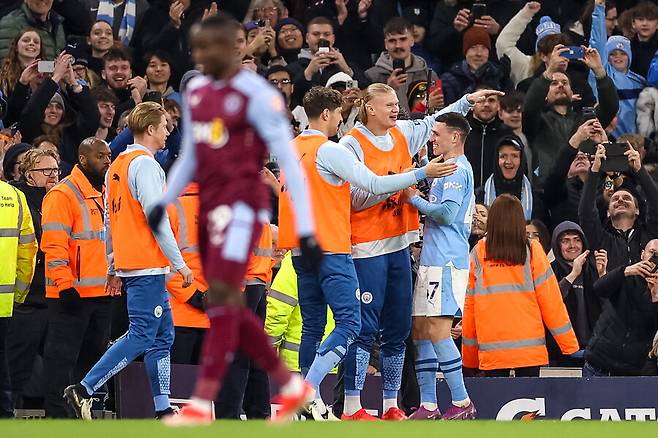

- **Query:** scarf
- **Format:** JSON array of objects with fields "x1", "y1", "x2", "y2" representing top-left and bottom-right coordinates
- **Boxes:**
[
  {"x1": 96, "y1": 0, "x2": 136, "y2": 46},
  {"x1": 483, "y1": 174, "x2": 533, "y2": 220}
]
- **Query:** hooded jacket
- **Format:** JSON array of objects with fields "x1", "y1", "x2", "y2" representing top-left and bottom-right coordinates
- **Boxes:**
[
  {"x1": 440, "y1": 60, "x2": 511, "y2": 106},
  {"x1": 464, "y1": 114, "x2": 513, "y2": 188},
  {"x1": 548, "y1": 221, "x2": 603, "y2": 361},
  {"x1": 365, "y1": 52, "x2": 435, "y2": 113},
  {"x1": 475, "y1": 135, "x2": 540, "y2": 220},
  {"x1": 585, "y1": 264, "x2": 658, "y2": 375}
]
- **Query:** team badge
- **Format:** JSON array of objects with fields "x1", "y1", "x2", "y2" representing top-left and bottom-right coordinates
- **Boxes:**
[
  {"x1": 224, "y1": 92, "x2": 243, "y2": 114},
  {"x1": 361, "y1": 292, "x2": 373, "y2": 304},
  {"x1": 154, "y1": 305, "x2": 163, "y2": 318}
]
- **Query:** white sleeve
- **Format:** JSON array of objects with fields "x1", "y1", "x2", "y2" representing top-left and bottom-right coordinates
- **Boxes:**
[
  {"x1": 396, "y1": 94, "x2": 473, "y2": 156},
  {"x1": 161, "y1": 97, "x2": 197, "y2": 206},
  {"x1": 247, "y1": 87, "x2": 315, "y2": 236},
  {"x1": 317, "y1": 141, "x2": 424, "y2": 194}
]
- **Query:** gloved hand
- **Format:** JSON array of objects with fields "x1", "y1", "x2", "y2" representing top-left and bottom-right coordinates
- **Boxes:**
[
  {"x1": 186, "y1": 290, "x2": 207, "y2": 311},
  {"x1": 60, "y1": 287, "x2": 81, "y2": 312},
  {"x1": 148, "y1": 204, "x2": 165, "y2": 233},
  {"x1": 299, "y1": 235, "x2": 323, "y2": 271}
]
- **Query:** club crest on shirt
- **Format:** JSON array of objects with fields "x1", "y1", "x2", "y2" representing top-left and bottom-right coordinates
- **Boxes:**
[
  {"x1": 223, "y1": 92, "x2": 243, "y2": 114},
  {"x1": 192, "y1": 118, "x2": 229, "y2": 149}
]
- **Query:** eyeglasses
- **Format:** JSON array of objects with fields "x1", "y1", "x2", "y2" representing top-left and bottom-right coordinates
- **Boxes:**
[
  {"x1": 279, "y1": 26, "x2": 301, "y2": 35},
  {"x1": 29, "y1": 167, "x2": 59, "y2": 177},
  {"x1": 270, "y1": 78, "x2": 292, "y2": 85}
]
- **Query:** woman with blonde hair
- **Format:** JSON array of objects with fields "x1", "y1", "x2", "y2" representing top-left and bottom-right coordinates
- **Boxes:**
[
  {"x1": 338, "y1": 82, "x2": 502, "y2": 420},
  {"x1": 462, "y1": 194, "x2": 579, "y2": 377}
]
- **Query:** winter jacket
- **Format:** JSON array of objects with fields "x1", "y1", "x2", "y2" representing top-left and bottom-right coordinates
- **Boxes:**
[
  {"x1": 578, "y1": 167, "x2": 658, "y2": 271},
  {"x1": 441, "y1": 60, "x2": 511, "y2": 106},
  {"x1": 18, "y1": 79, "x2": 100, "y2": 174},
  {"x1": 366, "y1": 52, "x2": 437, "y2": 113},
  {"x1": 585, "y1": 266, "x2": 658, "y2": 375},
  {"x1": 10, "y1": 180, "x2": 46, "y2": 308},
  {"x1": 543, "y1": 144, "x2": 587, "y2": 230},
  {"x1": 636, "y1": 86, "x2": 658, "y2": 138},
  {"x1": 0, "y1": 3, "x2": 65, "y2": 61},
  {"x1": 522, "y1": 73, "x2": 618, "y2": 186},
  {"x1": 517, "y1": 61, "x2": 598, "y2": 108},
  {"x1": 589, "y1": 3, "x2": 646, "y2": 138},
  {"x1": 548, "y1": 221, "x2": 603, "y2": 364},
  {"x1": 463, "y1": 114, "x2": 513, "y2": 187},
  {"x1": 630, "y1": 32, "x2": 658, "y2": 79}
]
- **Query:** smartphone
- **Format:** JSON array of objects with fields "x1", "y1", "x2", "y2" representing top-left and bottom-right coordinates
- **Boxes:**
[
  {"x1": 318, "y1": 38, "x2": 330, "y2": 53},
  {"x1": 393, "y1": 58, "x2": 406, "y2": 74},
  {"x1": 37, "y1": 60, "x2": 55, "y2": 73},
  {"x1": 650, "y1": 252, "x2": 658, "y2": 273},
  {"x1": 472, "y1": 3, "x2": 487, "y2": 20},
  {"x1": 600, "y1": 142, "x2": 630, "y2": 173},
  {"x1": 346, "y1": 79, "x2": 358, "y2": 89},
  {"x1": 257, "y1": 19, "x2": 266, "y2": 27},
  {"x1": 563, "y1": 46, "x2": 585, "y2": 59},
  {"x1": 582, "y1": 106, "x2": 597, "y2": 121},
  {"x1": 8, "y1": 123, "x2": 18, "y2": 136},
  {"x1": 429, "y1": 78, "x2": 442, "y2": 95}
]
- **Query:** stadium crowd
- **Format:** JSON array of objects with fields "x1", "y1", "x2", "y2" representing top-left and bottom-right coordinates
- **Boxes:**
[{"x1": 1, "y1": 0, "x2": 658, "y2": 421}]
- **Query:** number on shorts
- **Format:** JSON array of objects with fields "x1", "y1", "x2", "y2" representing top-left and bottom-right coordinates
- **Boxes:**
[
  {"x1": 208, "y1": 205, "x2": 232, "y2": 247},
  {"x1": 428, "y1": 281, "x2": 440, "y2": 301}
]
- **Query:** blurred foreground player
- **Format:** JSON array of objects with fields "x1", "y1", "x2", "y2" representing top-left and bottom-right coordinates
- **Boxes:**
[{"x1": 149, "y1": 15, "x2": 322, "y2": 425}]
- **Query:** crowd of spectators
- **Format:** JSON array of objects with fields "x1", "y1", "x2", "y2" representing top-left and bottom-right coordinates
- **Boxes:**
[{"x1": 1, "y1": 0, "x2": 658, "y2": 417}]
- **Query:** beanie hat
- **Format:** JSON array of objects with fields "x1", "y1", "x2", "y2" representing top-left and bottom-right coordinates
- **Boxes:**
[
  {"x1": 49, "y1": 92, "x2": 65, "y2": 111},
  {"x1": 274, "y1": 17, "x2": 304, "y2": 35},
  {"x1": 535, "y1": 16, "x2": 561, "y2": 50},
  {"x1": 2, "y1": 142, "x2": 32, "y2": 181},
  {"x1": 606, "y1": 35, "x2": 632, "y2": 65},
  {"x1": 462, "y1": 27, "x2": 491, "y2": 55}
]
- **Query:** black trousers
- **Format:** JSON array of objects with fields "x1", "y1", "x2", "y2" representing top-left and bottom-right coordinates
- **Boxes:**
[
  {"x1": 6, "y1": 304, "x2": 48, "y2": 408},
  {"x1": 42, "y1": 297, "x2": 112, "y2": 418},
  {"x1": 0, "y1": 318, "x2": 11, "y2": 417},
  {"x1": 215, "y1": 284, "x2": 270, "y2": 419},
  {"x1": 171, "y1": 327, "x2": 206, "y2": 365}
]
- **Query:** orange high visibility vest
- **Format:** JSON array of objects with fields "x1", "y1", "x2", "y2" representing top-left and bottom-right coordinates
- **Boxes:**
[
  {"x1": 245, "y1": 223, "x2": 274, "y2": 285},
  {"x1": 278, "y1": 133, "x2": 351, "y2": 254},
  {"x1": 166, "y1": 183, "x2": 209, "y2": 329},
  {"x1": 349, "y1": 126, "x2": 419, "y2": 245},
  {"x1": 462, "y1": 239, "x2": 579, "y2": 371},
  {"x1": 107, "y1": 150, "x2": 168, "y2": 271},
  {"x1": 42, "y1": 165, "x2": 108, "y2": 298}
]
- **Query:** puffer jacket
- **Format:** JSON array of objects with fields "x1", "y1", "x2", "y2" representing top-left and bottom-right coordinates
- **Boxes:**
[
  {"x1": 0, "y1": 3, "x2": 65, "y2": 61},
  {"x1": 441, "y1": 60, "x2": 511, "y2": 106}
]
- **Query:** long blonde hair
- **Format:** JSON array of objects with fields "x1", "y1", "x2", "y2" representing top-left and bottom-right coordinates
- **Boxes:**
[{"x1": 356, "y1": 83, "x2": 396, "y2": 125}]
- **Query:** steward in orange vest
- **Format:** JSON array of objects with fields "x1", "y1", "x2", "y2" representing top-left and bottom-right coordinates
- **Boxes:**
[
  {"x1": 167, "y1": 183, "x2": 209, "y2": 365},
  {"x1": 41, "y1": 138, "x2": 114, "y2": 418},
  {"x1": 462, "y1": 238, "x2": 579, "y2": 372}
]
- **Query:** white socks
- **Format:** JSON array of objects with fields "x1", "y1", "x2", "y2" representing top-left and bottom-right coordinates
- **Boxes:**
[
  {"x1": 421, "y1": 402, "x2": 438, "y2": 410},
  {"x1": 383, "y1": 398, "x2": 398, "y2": 413},
  {"x1": 343, "y1": 395, "x2": 362, "y2": 416},
  {"x1": 453, "y1": 397, "x2": 471, "y2": 408}
]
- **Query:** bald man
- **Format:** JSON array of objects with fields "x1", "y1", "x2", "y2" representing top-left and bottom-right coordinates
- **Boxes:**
[{"x1": 41, "y1": 137, "x2": 114, "y2": 418}]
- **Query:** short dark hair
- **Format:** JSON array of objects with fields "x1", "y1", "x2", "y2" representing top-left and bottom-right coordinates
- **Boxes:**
[
  {"x1": 536, "y1": 33, "x2": 572, "y2": 56},
  {"x1": 143, "y1": 50, "x2": 174, "y2": 68},
  {"x1": 383, "y1": 17, "x2": 413, "y2": 36},
  {"x1": 193, "y1": 14, "x2": 241, "y2": 43},
  {"x1": 303, "y1": 86, "x2": 343, "y2": 119},
  {"x1": 632, "y1": 1, "x2": 658, "y2": 20},
  {"x1": 266, "y1": 65, "x2": 291, "y2": 79},
  {"x1": 500, "y1": 91, "x2": 525, "y2": 112},
  {"x1": 307, "y1": 16, "x2": 334, "y2": 31},
  {"x1": 435, "y1": 112, "x2": 471, "y2": 138},
  {"x1": 103, "y1": 47, "x2": 132, "y2": 68},
  {"x1": 91, "y1": 86, "x2": 118, "y2": 105}
]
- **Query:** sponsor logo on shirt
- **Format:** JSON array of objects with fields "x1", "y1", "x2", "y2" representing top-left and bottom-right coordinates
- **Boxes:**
[
  {"x1": 444, "y1": 181, "x2": 463, "y2": 191},
  {"x1": 192, "y1": 118, "x2": 229, "y2": 149}
]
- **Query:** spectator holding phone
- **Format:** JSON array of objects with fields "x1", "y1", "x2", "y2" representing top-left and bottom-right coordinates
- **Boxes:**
[
  {"x1": 287, "y1": 17, "x2": 367, "y2": 107},
  {"x1": 583, "y1": 239, "x2": 658, "y2": 376},
  {"x1": 589, "y1": 0, "x2": 646, "y2": 139},
  {"x1": 579, "y1": 142, "x2": 658, "y2": 270},
  {"x1": 523, "y1": 45, "x2": 618, "y2": 185},
  {"x1": 366, "y1": 17, "x2": 438, "y2": 113}
]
